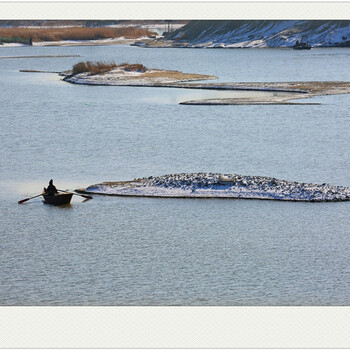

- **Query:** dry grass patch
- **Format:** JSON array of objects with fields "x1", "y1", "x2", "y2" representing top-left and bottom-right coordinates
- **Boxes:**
[
  {"x1": 72, "y1": 61, "x2": 148, "y2": 75},
  {"x1": 287, "y1": 81, "x2": 350, "y2": 93},
  {"x1": 72, "y1": 61, "x2": 118, "y2": 75},
  {"x1": 0, "y1": 26, "x2": 156, "y2": 42},
  {"x1": 246, "y1": 81, "x2": 350, "y2": 94},
  {"x1": 142, "y1": 70, "x2": 216, "y2": 81}
]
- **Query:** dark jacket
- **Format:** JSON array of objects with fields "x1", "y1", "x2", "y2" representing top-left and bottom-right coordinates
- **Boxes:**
[{"x1": 46, "y1": 180, "x2": 58, "y2": 196}]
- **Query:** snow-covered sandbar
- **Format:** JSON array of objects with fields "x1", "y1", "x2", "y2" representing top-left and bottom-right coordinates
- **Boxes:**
[
  {"x1": 76, "y1": 173, "x2": 350, "y2": 202},
  {"x1": 61, "y1": 64, "x2": 217, "y2": 85}
]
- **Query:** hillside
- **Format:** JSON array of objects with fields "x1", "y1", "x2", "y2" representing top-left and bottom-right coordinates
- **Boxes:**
[{"x1": 161, "y1": 20, "x2": 350, "y2": 48}]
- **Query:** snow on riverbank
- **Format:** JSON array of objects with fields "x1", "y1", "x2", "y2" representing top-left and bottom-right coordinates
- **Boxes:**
[
  {"x1": 33, "y1": 37, "x2": 152, "y2": 47},
  {"x1": 0, "y1": 43, "x2": 27, "y2": 47},
  {"x1": 153, "y1": 20, "x2": 350, "y2": 48},
  {"x1": 79, "y1": 173, "x2": 350, "y2": 202}
]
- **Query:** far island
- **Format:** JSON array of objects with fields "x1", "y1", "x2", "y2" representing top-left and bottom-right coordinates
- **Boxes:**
[{"x1": 60, "y1": 61, "x2": 217, "y2": 85}]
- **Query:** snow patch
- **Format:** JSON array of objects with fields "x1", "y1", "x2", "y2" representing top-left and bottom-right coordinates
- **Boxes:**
[
  {"x1": 164, "y1": 20, "x2": 350, "y2": 48},
  {"x1": 83, "y1": 173, "x2": 350, "y2": 202},
  {"x1": 0, "y1": 43, "x2": 27, "y2": 47}
]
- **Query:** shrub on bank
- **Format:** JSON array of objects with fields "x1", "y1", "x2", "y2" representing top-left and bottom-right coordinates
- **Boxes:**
[
  {"x1": 72, "y1": 61, "x2": 148, "y2": 75},
  {"x1": 72, "y1": 61, "x2": 117, "y2": 75}
]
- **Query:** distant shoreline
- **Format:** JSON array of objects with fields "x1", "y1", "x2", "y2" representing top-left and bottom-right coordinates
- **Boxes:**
[
  {"x1": 0, "y1": 37, "x2": 155, "y2": 48},
  {"x1": 1, "y1": 55, "x2": 80, "y2": 59}
]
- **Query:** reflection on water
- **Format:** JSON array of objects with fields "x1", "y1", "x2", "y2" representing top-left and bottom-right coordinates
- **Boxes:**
[{"x1": 43, "y1": 202, "x2": 73, "y2": 209}]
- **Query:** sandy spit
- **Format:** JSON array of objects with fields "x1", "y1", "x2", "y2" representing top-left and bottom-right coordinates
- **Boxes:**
[{"x1": 62, "y1": 66, "x2": 217, "y2": 85}]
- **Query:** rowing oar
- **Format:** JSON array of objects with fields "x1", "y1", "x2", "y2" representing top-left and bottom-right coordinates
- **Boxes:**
[
  {"x1": 57, "y1": 189, "x2": 93, "y2": 200},
  {"x1": 18, "y1": 193, "x2": 43, "y2": 204}
]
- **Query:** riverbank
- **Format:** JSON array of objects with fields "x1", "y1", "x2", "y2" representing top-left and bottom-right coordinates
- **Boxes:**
[
  {"x1": 0, "y1": 37, "x2": 156, "y2": 47},
  {"x1": 0, "y1": 26, "x2": 158, "y2": 46},
  {"x1": 34, "y1": 37, "x2": 155, "y2": 47},
  {"x1": 76, "y1": 173, "x2": 350, "y2": 202}
]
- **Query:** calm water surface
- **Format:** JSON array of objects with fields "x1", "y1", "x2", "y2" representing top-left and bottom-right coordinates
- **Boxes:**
[{"x1": 1, "y1": 45, "x2": 350, "y2": 305}]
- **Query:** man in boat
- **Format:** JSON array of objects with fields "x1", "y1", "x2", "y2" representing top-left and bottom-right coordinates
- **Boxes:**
[{"x1": 44, "y1": 179, "x2": 58, "y2": 196}]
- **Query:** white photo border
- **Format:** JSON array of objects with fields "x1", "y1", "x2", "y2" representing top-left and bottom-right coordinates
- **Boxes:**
[{"x1": 0, "y1": 1, "x2": 350, "y2": 348}]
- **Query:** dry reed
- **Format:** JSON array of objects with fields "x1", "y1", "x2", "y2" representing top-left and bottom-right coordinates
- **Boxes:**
[
  {"x1": 0, "y1": 26, "x2": 156, "y2": 42},
  {"x1": 72, "y1": 61, "x2": 148, "y2": 75}
]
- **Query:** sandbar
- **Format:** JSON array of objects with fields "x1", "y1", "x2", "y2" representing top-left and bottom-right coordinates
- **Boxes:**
[
  {"x1": 60, "y1": 65, "x2": 350, "y2": 104},
  {"x1": 76, "y1": 173, "x2": 350, "y2": 202}
]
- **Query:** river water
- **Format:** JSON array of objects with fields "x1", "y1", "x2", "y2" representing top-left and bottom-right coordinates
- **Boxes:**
[{"x1": 1, "y1": 45, "x2": 350, "y2": 305}]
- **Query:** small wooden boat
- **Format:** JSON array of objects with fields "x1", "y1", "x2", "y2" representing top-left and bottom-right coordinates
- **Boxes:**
[
  {"x1": 293, "y1": 42, "x2": 311, "y2": 50},
  {"x1": 42, "y1": 192, "x2": 73, "y2": 206}
]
